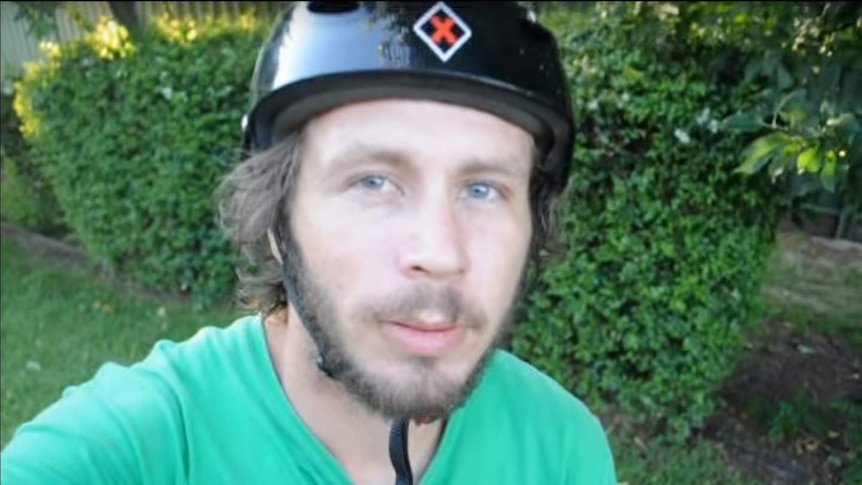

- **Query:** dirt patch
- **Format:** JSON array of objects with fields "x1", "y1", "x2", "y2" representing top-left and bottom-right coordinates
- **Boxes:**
[
  {"x1": 0, "y1": 221, "x2": 87, "y2": 268},
  {"x1": 705, "y1": 317, "x2": 862, "y2": 485},
  {"x1": 0, "y1": 222, "x2": 188, "y2": 302}
]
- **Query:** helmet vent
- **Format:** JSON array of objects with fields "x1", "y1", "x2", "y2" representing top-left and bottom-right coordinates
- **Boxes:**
[{"x1": 307, "y1": 2, "x2": 360, "y2": 14}]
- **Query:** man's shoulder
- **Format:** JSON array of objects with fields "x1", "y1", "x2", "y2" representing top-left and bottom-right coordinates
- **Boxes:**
[
  {"x1": 471, "y1": 349, "x2": 612, "y2": 444},
  {"x1": 142, "y1": 314, "x2": 260, "y2": 360},
  {"x1": 134, "y1": 314, "x2": 261, "y2": 376},
  {"x1": 446, "y1": 349, "x2": 617, "y2": 482},
  {"x1": 482, "y1": 349, "x2": 596, "y2": 418},
  {"x1": 16, "y1": 313, "x2": 261, "y2": 429},
  {"x1": 0, "y1": 315, "x2": 264, "y2": 484}
]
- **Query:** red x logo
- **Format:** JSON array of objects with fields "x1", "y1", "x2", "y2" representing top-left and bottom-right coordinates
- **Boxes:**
[
  {"x1": 413, "y1": 3, "x2": 472, "y2": 62},
  {"x1": 430, "y1": 14, "x2": 457, "y2": 45}
]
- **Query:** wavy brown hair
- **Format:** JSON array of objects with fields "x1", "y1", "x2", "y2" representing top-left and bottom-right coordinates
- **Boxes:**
[{"x1": 215, "y1": 128, "x2": 306, "y2": 316}]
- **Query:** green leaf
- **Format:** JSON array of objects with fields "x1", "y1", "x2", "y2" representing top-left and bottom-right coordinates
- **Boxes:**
[
  {"x1": 762, "y1": 51, "x2": 780, "y2": 79},
  {"x1": 783, "y1": 107, "x2": 810, "y2": 127},
  {"x1": 769, "y1": 155, "x2": 790, "y2": 180},
  {"x1": 796, "y1": 147, "x2": 821, "y2": 173},
  {"x1": 830, "y1": 113, "x2": 860, "y2": 147},
  {"x1": 777, "y1": 64, "x2": 793, "y2": 90},
  {"x1": 821, "y1": 150, "x2": 838, "y2": 192},
  {"x1": 744, "y1": 58, "x2": 762, "y2": 84},
  {"x1": 827, "y1": 113, "x2": 856, "y2": 128},
  {"x1": 623, "y1": 65, "x2": 644, "y2": 81},
  {"x1": 775, "y1": 88, "x2": 807, "y2": 115},
  {"x1": 736, "y1": 132, "x2": 790, "y2": 175},
  {"x1": 781, "y1": 94, "x2": 814, "y2": 127},
  {"x1": 724, "y1": 112, "x2": 764, "y2": 133}
]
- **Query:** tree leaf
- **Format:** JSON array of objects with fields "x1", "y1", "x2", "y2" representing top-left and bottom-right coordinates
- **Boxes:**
[
  {"x1": 821, "y1": 150, "x2": 838, "y2": 192},
  {"x1": 736, "y1": 132, "x2": 790, "y2": 175},
  {"x1": 796, "y1": 146, "x2": 821, "y2": 173},
  {"x1": 744, "y1": 58, "x2": 762, "y2": 84},
  {"x1": 781, "y1": 94, "x2": 814, "y2": 127},
  {"x1": 783, "y1": 107, "x2": 810, "y2": 127},
  {"x1": 830, "y1": 113, "x2": 860, "y2": 147},
  {"x1": 769, "y1": 155, "x2": 790, "y2": 180},
  {"x1": 762, "y1": 51, "x2": 780, "y2": 79},
  {"x1": 724, "y1": 112, "x2": 764, "y2": 133},
  {"x1": 777, "y1": 64, "x2": 793, "y2": 90},
  {"x1": 776, "y1": 88, "x2": 807, "y2": 115}
]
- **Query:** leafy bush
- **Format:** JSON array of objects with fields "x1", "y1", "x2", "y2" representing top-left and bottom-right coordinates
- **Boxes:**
[
  {"x1": 1, "y1": 81, "x2": 27, "y2": 158},
  {"x1": 513, "y1": 4, "x2": 782, "y2": 440},
  {"x1": 611, "y1": 431, "x2": 758, "y2": 485},
  {"x1": 1, "y1": 79, "x2": 65, "y2": 234},
  {"x1": 0, "y1": 147, "x2": 64, "y2": 233},
  {"x1": 14, "y1": 15, "x2": 270, "y2": 304}
]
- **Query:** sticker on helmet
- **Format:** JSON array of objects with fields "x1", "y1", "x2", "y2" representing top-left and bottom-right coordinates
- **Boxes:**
[{"x1": 413, "y1": 2, "x2": 472, "y2": 63}]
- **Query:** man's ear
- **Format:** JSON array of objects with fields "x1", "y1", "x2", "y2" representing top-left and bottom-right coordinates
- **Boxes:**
[{"x1": 267, "y1": 228, "x2": 284, "y2": 265}]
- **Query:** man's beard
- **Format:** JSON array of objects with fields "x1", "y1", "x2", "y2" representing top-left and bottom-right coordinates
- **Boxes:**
[{"x1": 280, "y1": 233, "x2": 524, "y2": 422}]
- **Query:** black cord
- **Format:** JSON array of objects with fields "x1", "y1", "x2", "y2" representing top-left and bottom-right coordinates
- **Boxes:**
[{"x1": 389, "y1": 418, "x2": 413, "y2": 485}]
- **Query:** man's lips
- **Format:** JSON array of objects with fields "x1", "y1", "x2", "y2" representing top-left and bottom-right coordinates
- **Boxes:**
[
  {"x1": 387, "y1": 319, "x2": 457, "y2": 331},
  {"x1": 379, "y1": 319, "x2": 464, "y2": 356}
]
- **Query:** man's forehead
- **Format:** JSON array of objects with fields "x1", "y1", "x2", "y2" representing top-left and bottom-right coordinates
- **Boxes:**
[{"x1": 301, "y1": 99, "x2": 536, "y2": 174}]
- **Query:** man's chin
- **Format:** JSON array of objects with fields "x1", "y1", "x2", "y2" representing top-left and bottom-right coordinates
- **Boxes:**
[{"x1": 340, "y1": 354, "x2": 493, "y2": 420}]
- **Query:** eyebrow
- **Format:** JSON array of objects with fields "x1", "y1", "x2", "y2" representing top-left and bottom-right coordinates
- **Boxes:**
[
  {"x1": 460, "y1": 157, "x2": 531, "y2": 180},
  {"x1": 325, "y1": 142, "x2": 531, "y2": 180},
  {"x1": 326, "y1": 143, "x2": 411, "y2": 175}
]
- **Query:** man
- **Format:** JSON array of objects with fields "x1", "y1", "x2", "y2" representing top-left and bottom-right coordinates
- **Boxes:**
[{"x1": 1, "y1": 2, "x2": 617, "y2": 484}]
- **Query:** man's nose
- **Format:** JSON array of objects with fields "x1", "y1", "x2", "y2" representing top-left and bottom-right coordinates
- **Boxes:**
[{"x1": 397, "y1": 198, "x2": 468, "y2": 281}]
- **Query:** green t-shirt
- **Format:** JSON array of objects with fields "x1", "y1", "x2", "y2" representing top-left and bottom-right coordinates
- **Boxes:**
[{"x1": 1, "y1": 315, "x2": 617, "y2": 484}]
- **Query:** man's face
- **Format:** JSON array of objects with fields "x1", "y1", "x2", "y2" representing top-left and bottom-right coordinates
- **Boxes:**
[{"x1": 285, "y1": 98, "x2": 534, "y2": 420}]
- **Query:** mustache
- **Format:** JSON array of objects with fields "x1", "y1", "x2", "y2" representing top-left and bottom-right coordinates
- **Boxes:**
[{"x1": 357, "y1": 283, "x2": 485, "y2": 329}]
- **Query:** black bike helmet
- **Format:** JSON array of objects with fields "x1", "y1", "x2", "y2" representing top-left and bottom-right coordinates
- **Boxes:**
[{"x1": 242, "y1": 1, "x2": 574, "y2": 194}]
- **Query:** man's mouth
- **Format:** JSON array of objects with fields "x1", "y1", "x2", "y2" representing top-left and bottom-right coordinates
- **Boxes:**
[{"x1": 379, "y1": 319, "x2": 465, "y2": 356}]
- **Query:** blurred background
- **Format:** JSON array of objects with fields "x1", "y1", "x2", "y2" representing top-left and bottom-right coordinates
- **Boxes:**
[{"x1": 1, "y1": 2, "x2": 860, "y2": 484}]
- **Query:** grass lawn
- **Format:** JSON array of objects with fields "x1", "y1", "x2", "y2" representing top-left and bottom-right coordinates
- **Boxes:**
[{"x1": 0, "y1": 237, "x2": 241, "y2": 447}]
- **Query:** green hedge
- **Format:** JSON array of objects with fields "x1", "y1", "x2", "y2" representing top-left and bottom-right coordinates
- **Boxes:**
[
  {"x1": 15, "y1": 15, "x2": 269, "y2": 304},
  {"x1": 1, "y1": 83, "x2": 27, "y2": 158},
  {"x1": 513, "y1": 5, "x2": 782, "y2": 440},
  {"x1": 1, "y1": 81, "x2": 65, "y2": 234},
  {"x1": 0, "y1": 147, "x2": 64, "y2": 233}
]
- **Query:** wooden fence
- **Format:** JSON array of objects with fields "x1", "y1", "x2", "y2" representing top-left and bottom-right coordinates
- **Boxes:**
[{"x1": 0, "y1": 1, "x2": 289, "y2": 86}]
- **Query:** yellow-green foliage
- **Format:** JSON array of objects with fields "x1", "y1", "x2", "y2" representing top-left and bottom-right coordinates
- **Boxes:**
[{"x1": 14, "y1": 15, "x2": 271, "y2": 304}]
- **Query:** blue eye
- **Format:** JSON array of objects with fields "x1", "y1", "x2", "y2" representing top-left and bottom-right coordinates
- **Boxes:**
[
  {"x1": 358, "y1": 174, "x2": 388, "y2": 191},
  {"x1": 464, "y1": 182, "x2": 499, "y2": 201}
]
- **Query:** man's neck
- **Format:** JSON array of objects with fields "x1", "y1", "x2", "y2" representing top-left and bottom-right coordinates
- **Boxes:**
[{"x1": 263, "y1": 312, "x2": 445, "y2": 485}]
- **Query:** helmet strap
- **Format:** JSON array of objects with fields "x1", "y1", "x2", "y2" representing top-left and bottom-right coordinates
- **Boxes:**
[
  {"x1": 389, "y1": 418, "x2": 414, "y2": 485},
  {"x1": 270, "y1": 226, "x2": 341, "y2": 379}
]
